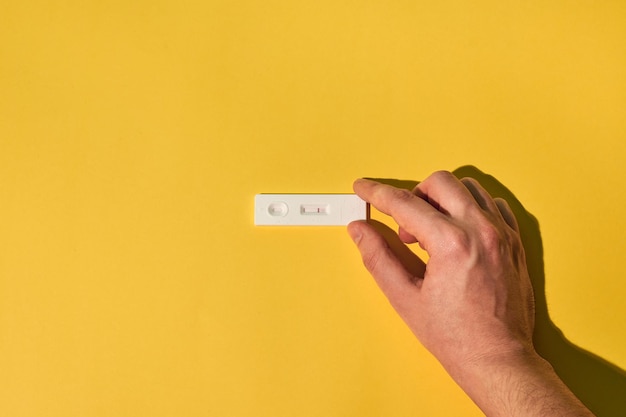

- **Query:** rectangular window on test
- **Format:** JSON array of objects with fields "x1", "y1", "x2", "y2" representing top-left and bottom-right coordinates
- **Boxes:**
[{"x1": 301, "y1": 204, "x2": 330, "y2": 215}]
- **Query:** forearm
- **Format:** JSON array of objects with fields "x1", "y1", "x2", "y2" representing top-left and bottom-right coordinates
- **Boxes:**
[{"x1": 452, "y1": 348, "x2": 594, "y2": 417}]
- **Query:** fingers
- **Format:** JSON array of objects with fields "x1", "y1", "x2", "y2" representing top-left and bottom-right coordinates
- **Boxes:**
[
  {"x1": 494, "y1": 198, "x2": 520, "y2": 232},
  {"x1": 354, "y1": 173, "x2": 521, "y2": 252},
  {"x1": 354, "y1": 171, "x2": 483, "y2": 250},
  {"x1": 398, "y1": 227, "x2": 418, "y2": 244},
  {"x1": 460, "y1": 177, "x2": 520, "y2": 232},
  {"x1": 415, "y1": 171, "x2": 479, "y2": 216},
  {"x1": 353, "y1": 178, "x2": 448, "y2": 252},
  {"x1": 347, "y1": 220, "x2": 422, "y2": 303},
  {"x1": 368, "y1": 220, "x2": 426, "y2": 278},
  {"x1": 399, "y1": 183, "x2": 424, "y2": 244},
  {"x1": 460, "y1": 177, "x2": 500, "y2": 214}
]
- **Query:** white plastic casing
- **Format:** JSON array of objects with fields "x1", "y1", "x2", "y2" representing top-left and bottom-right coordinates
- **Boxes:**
[{"x1": 254, "y1": 194, "x2": 368, "y2": 226}]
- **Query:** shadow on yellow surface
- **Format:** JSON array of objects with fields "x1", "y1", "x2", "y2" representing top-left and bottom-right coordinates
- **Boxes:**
[
  {"x1": 370, "y1": 166, "x2": 626, "y2": 417},
  {"x1": 456, "y1": 166, "x2": 626, "y2": 417}
]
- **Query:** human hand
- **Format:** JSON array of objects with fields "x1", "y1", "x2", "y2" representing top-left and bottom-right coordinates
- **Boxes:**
[
  {"x1": 348, "y1": 172, "x2": 535, "y2": 371},
  {"x1": 347, "y1": 172, "x2": 593, "y2": 416}
]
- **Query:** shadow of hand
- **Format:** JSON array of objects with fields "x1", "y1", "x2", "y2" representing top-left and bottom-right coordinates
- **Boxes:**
[
  {"x1": 368, "y1": 167, "x2": 626, "y2": 416},
  {"x1": 455, "y1": 166, "x2": 626, "y2": 416}
]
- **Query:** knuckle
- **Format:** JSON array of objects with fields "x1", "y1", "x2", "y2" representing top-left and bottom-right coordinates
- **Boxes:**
[
  {"x1": 390, "y1": 187, "x2": 416, "y2": 201},
  {"x1": 441, "y1": 219, "x2": 508, "y2": 260},
  {"x1": 459, "y1": 176, "x2": 477, "y2": 186},
  {"x1": 379, "y1": 186, "x2": 417, "y2": 207},
  {"x1": 430, "y1": 170, "x2": 455, "y2": 181},
  {"x1": 361, "y1": 250, "x2": 382, "y2": 273},
  {"x1": 442, "y1": 226, "x2": 472, "y2": 255},
  {"x1": 479, "y1": 221, "x2": 503, "y2": 250},
  {"x1": 370, "y1": 184, "x2": 417, "y2": 210},
  {"x1": 423, "y1": 170, "x2": 455, "y2": 188}
]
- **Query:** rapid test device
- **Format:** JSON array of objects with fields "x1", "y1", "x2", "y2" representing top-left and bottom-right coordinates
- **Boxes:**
[{"x1": 254, "y1": 194, "x2": 368, "y2": 226}]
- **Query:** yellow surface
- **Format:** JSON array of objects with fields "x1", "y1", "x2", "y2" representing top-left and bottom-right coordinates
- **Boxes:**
[{"x1": 1, "y1": 1, "x2": 625, "y2": 416}]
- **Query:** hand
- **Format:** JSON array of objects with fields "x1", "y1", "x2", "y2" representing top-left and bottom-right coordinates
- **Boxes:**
[
  {"x1": 348, "y1": 172, "x2": 594, "y2": 417},
  {"x1": 348, "y1": 172, "x2": 534, "y2": 370}
]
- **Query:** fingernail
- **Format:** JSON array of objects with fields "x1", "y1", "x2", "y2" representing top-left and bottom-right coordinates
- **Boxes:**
[{"x1": 353, "y1": 178, "x2": 374, "y2": 188}]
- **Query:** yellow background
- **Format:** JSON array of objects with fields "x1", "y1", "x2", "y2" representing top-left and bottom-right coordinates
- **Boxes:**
[{"x1": 1, "y1": 1, "x2": 625, "y2": 416}]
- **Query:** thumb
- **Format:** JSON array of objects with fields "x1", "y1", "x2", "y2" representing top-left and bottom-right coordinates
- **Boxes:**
[{"x1": 348, "y1": 221, "x2": 421, "y2": 308}]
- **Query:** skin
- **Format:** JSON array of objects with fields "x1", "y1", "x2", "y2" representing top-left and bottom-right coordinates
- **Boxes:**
[{"x1": 347, "y1": 172, "x2": 594, "y2": 417}]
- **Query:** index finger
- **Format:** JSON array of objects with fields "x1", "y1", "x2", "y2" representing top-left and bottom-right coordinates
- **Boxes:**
[{"x1": 353, "y1": 178, "x2": 448, "y2": 252}]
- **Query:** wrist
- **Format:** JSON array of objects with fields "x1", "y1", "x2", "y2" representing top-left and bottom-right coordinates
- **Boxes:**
[
  {"x1": 448, "y1": 341, "x2": 538, "y2": 396},
  {"x1": 447, "y1": 345, "x2": 593, "y2": 417}
]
